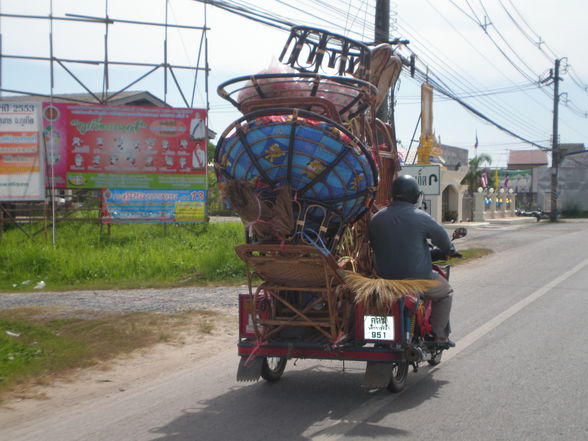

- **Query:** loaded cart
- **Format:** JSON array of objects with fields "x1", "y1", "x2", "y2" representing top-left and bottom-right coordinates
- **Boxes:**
[{"x1": 214, "y1": 26, "x2": 442, "y2": 392}]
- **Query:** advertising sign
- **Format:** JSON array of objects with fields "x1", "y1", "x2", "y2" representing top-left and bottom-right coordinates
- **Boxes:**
[
  {"x1": 0, "y1": 102, "x2": 44, "y2": 201},
  {"x1": 101, "y1": 189, "x2": 206, "y2": 223},
  {"x1": 42, "y1": 103, "x2": 207, "y2": 189},
  {"x1": 401, "y1": 164, "x2": 441, "y2": 195}
]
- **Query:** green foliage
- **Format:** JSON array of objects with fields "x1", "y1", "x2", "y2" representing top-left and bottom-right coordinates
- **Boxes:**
[
  {"x1": 561, "y1": 204, "x2": 588, "y2": 218},
  {"x1": 443, "y1": 210, "x2": 458, "y2": 222},
  {"x1": 207, "y1": 140, "x2": 216, "y2": 164},
  {"x1": 461, "y1": 154, "x2": 492, "y2": 194},
  {"x1": 0, "y1": 317, "x2": 86, "y2": 389},
  {"x1": 0, "y1": 221, "x2": 246, "y2": 291}
]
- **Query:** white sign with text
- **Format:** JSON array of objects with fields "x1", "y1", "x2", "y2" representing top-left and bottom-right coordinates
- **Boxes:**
[{"x1": 400, "y1": 164, "x2": 441, "y2": 195}]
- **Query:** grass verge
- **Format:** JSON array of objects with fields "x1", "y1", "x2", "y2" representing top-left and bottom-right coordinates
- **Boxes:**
[
  {"x1": 450, "y1": 248, "x2": 493, "y2": 264},
  {"x1": 0, "y1": 221, "x2": 246, "y2": 292},
  {"x1": 0, "y1": 306, "x2": 224, "y2": 402}
]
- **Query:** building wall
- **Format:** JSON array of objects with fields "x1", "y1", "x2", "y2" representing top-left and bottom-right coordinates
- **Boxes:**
[{"x1": 534, "y1": 153, "x2": 588, "y2": 211}]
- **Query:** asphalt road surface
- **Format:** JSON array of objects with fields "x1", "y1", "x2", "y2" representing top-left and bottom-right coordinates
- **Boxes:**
[{"x1": 2, "y1": 220, "x2": 588, "y2": 441}]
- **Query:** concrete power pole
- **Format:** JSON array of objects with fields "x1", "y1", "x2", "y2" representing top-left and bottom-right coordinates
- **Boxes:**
[
  {"x1": 374, "y1": 0, "x2": 390, "y2": 122},
  {"x1": 550, "y1": 58, "x2": 561, "y2": 222}
]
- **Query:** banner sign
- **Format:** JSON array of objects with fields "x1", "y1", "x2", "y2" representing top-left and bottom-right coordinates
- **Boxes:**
[
  {"x1": 101, "y1": 189, "x2": 206, "y2": 223},
  {"x1": 42, "y1": 103, "x2": 207, "y2": 189},
  {"x1": 497, "y1": 169, "x2": 531, "y2": 193},
  {"x1": 0, "y1": 102, "x2": 44, "y2": 201},
  {"x1": 401, "y1": 164, "x2": 441, "y2": 195}
]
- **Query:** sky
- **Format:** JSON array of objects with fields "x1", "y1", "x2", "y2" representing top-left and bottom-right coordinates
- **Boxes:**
[{"x1": 1, "y1": 0, "x2": 587, "y2": 167}]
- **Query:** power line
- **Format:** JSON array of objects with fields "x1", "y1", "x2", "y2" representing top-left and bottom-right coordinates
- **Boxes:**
[
  {"x1": 410, "y1": 63, "x2": 549, "y2": 150},
  {"x1": 505, "y1": 0, "x2": 558, "y2": 59},
  {"x1": 447, "y1": 0, "x2": 588, "y2": 136},
  {"x1": 396, "y1": 14, "x2": 550, "y2": 140},
  {"x1": 497, "y1": 0, "x2": 552, "y2": 63},
  {"x1": 450, "y1": 0, "x2": 543, "y2": 85},
  {"x1": 198, "y1": 0, "x2": 585, "y2": 147}
]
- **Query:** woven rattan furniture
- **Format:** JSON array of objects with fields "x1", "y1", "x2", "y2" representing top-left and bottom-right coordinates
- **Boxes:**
[
  {"x1": 278, "y1": 26, "x2": 372, "y2": 80},
  {"x1": 217, "y1": 73, "x2": 377, "y2": 123},
  {"x1": 235, "y1": 243, "x2": 351, "y2": 343}
]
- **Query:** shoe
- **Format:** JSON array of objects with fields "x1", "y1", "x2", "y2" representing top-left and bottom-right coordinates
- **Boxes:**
[{"x1": 435, "y1": 338, "x2": 456, "y2": 348}]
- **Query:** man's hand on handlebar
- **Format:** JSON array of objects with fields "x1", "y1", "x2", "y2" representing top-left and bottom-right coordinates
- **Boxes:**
[{"x1": 431, "y1": 247, "x2": 463, "y2": 261}]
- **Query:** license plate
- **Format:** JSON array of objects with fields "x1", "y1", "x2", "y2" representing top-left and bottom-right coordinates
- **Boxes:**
[{"x1": 364, "y1": 315, "x2": 394, "y2": 340}]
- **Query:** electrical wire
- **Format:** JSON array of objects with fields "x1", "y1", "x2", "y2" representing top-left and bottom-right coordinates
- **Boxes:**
[
  {"x1": 442, "y1": 0, "x2": 588, "y2": 138},
  {"x1": 497, "y1": 0, "x2": 552, "y2": 63},
  {"x1": 450, "y1": 0, "x2": 543, "y2": 85},
  {"x1": 395, "y1": 16, "x2": 550, "y2": 140},
  {"x1": 197, "y1": 0, "x2": 586, "y2": 147},
  {"x1": 505, "y1": 0, "x2": 558, "y2": 59},
  {"x1": 209, "y1": 0, "x2": 550, "y2": 142}
]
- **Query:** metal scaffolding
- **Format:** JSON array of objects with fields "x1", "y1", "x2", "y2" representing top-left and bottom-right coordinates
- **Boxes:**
[
  {"x1": 0, "y1": 0, "x2": 211, "y2": 245},
  {"x1": 0, "y1": 0, "x2": 210, "y2": 109}
]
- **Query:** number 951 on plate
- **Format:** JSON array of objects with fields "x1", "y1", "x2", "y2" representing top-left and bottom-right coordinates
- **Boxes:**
[{"x1": 363, "y1": 315, "x2": 395, "y2": 340}]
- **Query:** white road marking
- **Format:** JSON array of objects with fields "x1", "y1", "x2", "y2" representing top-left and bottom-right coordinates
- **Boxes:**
[
  {"x1": 308, "y1": 256, "x2": 588, "y2": 440},
  {"x1": 444, "y1": 255, "x2": 588, "y2": 363}
]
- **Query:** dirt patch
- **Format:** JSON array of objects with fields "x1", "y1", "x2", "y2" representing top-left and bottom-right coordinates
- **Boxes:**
[{"x1": 0, "y1": 313, "x2": 238, "y2": 423}]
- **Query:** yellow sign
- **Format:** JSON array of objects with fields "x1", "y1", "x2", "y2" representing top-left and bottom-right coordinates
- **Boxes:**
[{"x1": 175, "y1": 201, "x2": 205, "y2": 221}]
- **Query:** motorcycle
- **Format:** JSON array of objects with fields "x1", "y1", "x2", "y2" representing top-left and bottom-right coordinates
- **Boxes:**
[
  {"x1": 385, "y1": 226, "x2": 466, "y2": 392},
  {"x1": 236, "y1": 227, "x2": 467, "y2": 393},
  {"x1": 515, "y1": 208, "x2": 549, "y2": 221}
]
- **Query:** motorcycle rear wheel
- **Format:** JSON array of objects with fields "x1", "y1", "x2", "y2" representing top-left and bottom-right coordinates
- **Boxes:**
[
  {"x1": 386, "y1": 361, "x2": 408, "y2": 393},
  {"x1": 261, "y1": 357, "x2": 287, "y2": 381}
]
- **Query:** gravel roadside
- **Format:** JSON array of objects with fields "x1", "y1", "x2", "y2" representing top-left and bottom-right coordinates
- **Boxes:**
[{"x1": 0, "y1": 285, "x2": 248, "y2": 315}]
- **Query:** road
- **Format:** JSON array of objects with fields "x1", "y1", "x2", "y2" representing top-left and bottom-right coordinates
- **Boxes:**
[{"x1": 2, "y1": 220, "x2": 588, "y2": 441}]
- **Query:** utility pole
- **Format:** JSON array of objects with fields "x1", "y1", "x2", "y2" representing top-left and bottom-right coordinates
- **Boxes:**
[
  {"x1": 374, "y1": 0, "x2": 389, "y2": 122},
  {"x1": 550, "y1": 58, "x2": 561, "y2": 222}
]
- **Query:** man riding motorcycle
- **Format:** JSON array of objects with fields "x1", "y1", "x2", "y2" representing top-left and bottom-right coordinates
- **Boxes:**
[{"x1": 368, "y1": 175, "x2": 456, "y2": 347}]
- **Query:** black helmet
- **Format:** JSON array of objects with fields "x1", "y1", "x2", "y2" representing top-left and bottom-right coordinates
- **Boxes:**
[{"x1": 392, "y1": 175, "x2": 421, "y2": 204}]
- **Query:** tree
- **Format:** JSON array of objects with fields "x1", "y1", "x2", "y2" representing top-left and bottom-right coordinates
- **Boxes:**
[
  {"x1": 207, "y1": 140, "x2": 216, "y2": 165},
  {"x1": 461, "y1": 154, "x2": 492, "y2": 194}
]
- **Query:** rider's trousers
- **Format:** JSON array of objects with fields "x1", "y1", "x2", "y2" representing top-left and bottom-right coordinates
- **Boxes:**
[{"x1": 423, "y1": 272, "x2": 453, "y2": 339}]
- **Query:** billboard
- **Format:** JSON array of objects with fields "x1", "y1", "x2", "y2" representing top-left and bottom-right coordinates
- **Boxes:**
[
  {"x1": 42, "y1": 103, "x2": 207, "y2": 189},
  {"x1": 101, "y1": 189, "x2": 206, "y2": 223},
  {"x1": 0, "y1": 102, "x2": 44, "y2": 201}
]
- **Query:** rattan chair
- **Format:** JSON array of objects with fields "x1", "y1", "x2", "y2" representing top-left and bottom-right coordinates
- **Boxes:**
[{"x1": 235, "y1": 243, "x2": 351, "y2": 343}]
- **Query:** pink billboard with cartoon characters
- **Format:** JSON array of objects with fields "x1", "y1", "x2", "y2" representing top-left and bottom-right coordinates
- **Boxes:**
[{"x1": 42, "y1": 103, "x2": 207, "y2": 189}]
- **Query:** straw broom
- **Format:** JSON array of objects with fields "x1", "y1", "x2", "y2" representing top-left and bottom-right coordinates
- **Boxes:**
[
  {"x1": 342, "y1": 270, "x2": 439, "y2": 316},
  {"x1": 269, "y1": 184, "x2": 295, "y2": 238},
  {"x1": 221, "y1": 179, "x2": 294, "y2": 241}
]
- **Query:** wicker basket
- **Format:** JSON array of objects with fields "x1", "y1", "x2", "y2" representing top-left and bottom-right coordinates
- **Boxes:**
[{"x1": 235, "y1": 243, "x2": 343, "y2": 288}]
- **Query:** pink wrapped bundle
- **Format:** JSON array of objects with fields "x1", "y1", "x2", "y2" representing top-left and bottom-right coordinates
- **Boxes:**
[
  {"x1": 315, "y1": 79, "x2": 360, "y2": 117},
  {"x1": 237, "y1": 59, "x2": 309, "y2": 104}
]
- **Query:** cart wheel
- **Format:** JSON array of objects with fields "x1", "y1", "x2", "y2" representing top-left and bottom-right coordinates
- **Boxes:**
[
  {"x1": 261, "y1": 357, "x2": 287, "y2": 382},
  {"x1": 428, "y1": 350, "x2": 443, "y2": 366},
  {"x1": 386, "y1": 361, "x2": 408, "y2": 393}
]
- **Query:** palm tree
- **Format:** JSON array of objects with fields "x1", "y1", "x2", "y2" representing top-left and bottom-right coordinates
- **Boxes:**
[{"x1": 461, "y1": 154, "x2": 492, "y2": 194}]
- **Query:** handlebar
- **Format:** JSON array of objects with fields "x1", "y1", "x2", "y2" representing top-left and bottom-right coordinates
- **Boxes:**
[
  {"x1": 431, "y1": 248, "x2": 463, "y2": 261},
  {"x1": 431, "y1": 227, "x2": 466, "y2": 261}
]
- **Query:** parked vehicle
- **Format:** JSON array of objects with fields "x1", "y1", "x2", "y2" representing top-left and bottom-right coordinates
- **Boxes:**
[{"x1": 515, "y1": 209, "x2": 549, "y2": 221}]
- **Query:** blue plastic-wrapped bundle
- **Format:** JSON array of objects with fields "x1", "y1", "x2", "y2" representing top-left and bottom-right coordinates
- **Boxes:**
[{"x1": 215, "y1": 108, "x2": 378, "y2": 248}]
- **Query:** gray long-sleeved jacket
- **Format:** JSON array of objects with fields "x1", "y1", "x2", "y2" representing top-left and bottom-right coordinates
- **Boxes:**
[{"x1": 368, "y1": 201, "x2": 455, "y2": 280}]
